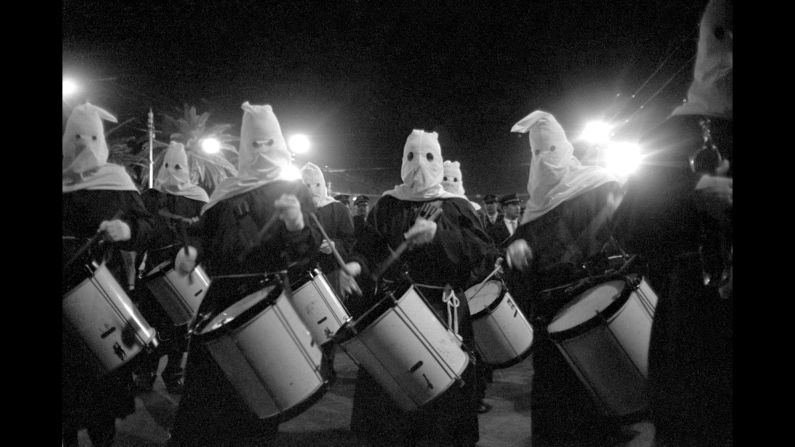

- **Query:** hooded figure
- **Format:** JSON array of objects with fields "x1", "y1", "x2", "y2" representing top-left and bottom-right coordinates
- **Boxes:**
[
  {"x1": 613, "y1": 1, "x2": 733, "y2": 445},
  {"x1": 62, "y1": 102, "x2": 137, "y2": 193},
  {"x1": 346, "y1": 129, "x2": 500, "y2": 447},
  {"x1": 511, "y1": 111, "x2": 619, "y2": 224},
  {"x1": 168, "y1": 103, "x2": 322, "y2": 447},
  {"x1": 301, "y1": 162, "x2": 337, "y2": 208},
  {"x1": 382, "y1": 130, "x2": 466, "y2": 201},
  {"x1": 202, "y1": 102, "x2": 292, "y2": 213},
  {"x1": 62, "y1": 104, "x2": 156, "y2": 447},
  {"x1": 442, "y1": 160, "x2": 481, "y2": 211},
  {"x1": 155, "y1": 141, "x2": 210, "y2": 203}
]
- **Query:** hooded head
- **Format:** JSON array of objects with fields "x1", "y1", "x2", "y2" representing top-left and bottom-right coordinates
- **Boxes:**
[
  {"x1": 156, "y1": 141, "x2": 191, "y2": 190},
  {"x1": 62, "y1": 102, "x2": 118, "y2": 178},
  {"x1": 442, "y1": 160, "x2": 465, "y2": 195},
  {"x1": 511, "y1": 110, "x2": 619, "y2": 223},
  {"x1": 401, "y1": 130, "x2": 443, "y2": 193},
  {"x1": 238, "y1": 102, "x2": 291, "y2": 180},
  {"x1": 672, "y1": 0, "x2": 732, "y2": 119},
  {"x1": 300, "y1": 162, "x2": 334, "y2": 207}
]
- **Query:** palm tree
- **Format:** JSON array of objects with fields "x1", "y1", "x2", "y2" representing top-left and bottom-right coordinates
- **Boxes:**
[{"x1": 136, "y1": 104, "x2": 239, "y2": 196}]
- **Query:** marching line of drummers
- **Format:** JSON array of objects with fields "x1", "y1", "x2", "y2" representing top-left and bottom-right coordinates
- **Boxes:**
[{"x1": 63, "y1": 220, "x2": 658, "y2": 424}]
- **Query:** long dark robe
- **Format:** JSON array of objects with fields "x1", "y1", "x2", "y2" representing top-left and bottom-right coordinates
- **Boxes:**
[
  {"x1": 502, "y1": 181, "x2": 627, "y2": 447},
  {"x1": 613, "y1": 114, "x2": 732, "y2": 447},
  {"x1": 168, "y1": 180, "x2": 322, "y2": 447},
  {"x1": 62, "y1": 189, "x2": 155, "y2": 447},
  {"x1": 347, "y1": 195, "x2": 500, "y2": 447},
  {"x1": 132, "y1": 190, "x2": 206, "y2": 386}
]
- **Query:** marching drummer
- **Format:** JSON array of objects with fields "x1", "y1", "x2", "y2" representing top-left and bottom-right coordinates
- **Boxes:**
[
  {"x1": 299, "y1": 162, "x2": 359, "y2": 381},
  {"x1": 129, "y1": 141, "x2": 209, "y2": 395},
  {"x1": 167, "y1": 102, "x2": 323, "y2": 447},
  {"x1": 503, "y1": 110, "x2": 628, "y2": 446},
  {"x1": 62, "y1": 103, "x2": 157, "y2": 447},
  {"x1": 344, "y1": 130, "x2": 501, "y2": 447}
]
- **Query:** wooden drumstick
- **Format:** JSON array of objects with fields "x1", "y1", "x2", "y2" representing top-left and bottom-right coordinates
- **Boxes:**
[
  {"x1": 308, "y1": 212, "x2": 355, "y2": 276},
  {"x1": 63, "y1": 210, "x2": 123, "y2": 271}
]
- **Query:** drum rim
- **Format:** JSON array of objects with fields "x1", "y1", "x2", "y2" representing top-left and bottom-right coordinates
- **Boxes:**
[
  {"x1": 482, "y1": 342, "x2": 534, "y2": 369},
  {"x1": 193, "y1": 280, "x2": 285, "y2": 341},
  {"x1": 333, "y1": 281, "x2": 417, "y2": 343},
  {"x1": 547, "y1": 278, "x2": 633, "y2": 341},
  {"x1": 468, "y1": 280, "x2": 509, "y2": 320},
  {"x1": 262, "y1": 381, "x2": 329, "y2": 424}
]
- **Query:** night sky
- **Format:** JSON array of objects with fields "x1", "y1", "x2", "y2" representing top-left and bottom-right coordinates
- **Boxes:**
[{"x1": 63, "y1": 0, "x2": 708, "y2": 196}]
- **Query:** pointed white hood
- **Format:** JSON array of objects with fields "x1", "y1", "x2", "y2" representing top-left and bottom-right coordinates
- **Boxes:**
[
  {"x1": 155, "y1": 141, "x2": 209, "y2": 202},
  {"x1": 383, "y1": 130, "x2": 466, "y2": 201},
  {"x1": 62, "y1": 103, "x2": 137, "y2": 193},
  {"x1": 203, "y1": 102, "x2": 293, "y2": 213},
  {"x1": 512, "y1": 110, "x2": 619, "y2": 223},
  {"x1": 301, "y1": 162, "x2": 336, "y2": 208}
]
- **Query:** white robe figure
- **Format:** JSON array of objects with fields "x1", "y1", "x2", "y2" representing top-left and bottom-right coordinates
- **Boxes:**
[
  {"x1": 155, "y1": 141, "x2": 209, "y2": 203},
  {"x1": 442, "y1": 159, "x2": 481, "y2": 211}
]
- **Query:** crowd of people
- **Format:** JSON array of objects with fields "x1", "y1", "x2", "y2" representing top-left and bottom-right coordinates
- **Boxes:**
[{"x1": 62, "y1": 1, "x2": 731, "y2": 446}]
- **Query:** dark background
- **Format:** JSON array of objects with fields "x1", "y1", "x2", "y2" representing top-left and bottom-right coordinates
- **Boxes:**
[{"x1": 63, "y1": 0, "x2": 708, "y2": 197}]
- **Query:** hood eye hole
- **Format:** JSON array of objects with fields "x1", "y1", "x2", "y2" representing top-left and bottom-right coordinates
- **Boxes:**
[
  {"x1": 549, "y1": 145, "x2": 556, "y2": 152},
  {"x1": 252, "y1": 139, "x2": 274, "y2": 148},
  {"x1": 407, "y1": 152, "x2": 414, "y2": 161},
  {"x1": 454, "y1": 178, "x2": 458, "y2": 182},
  {"x1": 443, "y1": 176, "x2": 448, "y2": 181},
  {"x1": 75, "y1": 134, "x2": 81, "y2": 139},
  {"x1": 92, "y1": 135, "x2": 97, "y2": 141},
  {"x1": 165, "y1": 163, "x2": 169, "y2": 168},
  {"x1": 174, "y1": 164, "x2": 182, "y2": 170},
  {"x1": 426, "y1": 153, "x2": 434, "y2": 161}
]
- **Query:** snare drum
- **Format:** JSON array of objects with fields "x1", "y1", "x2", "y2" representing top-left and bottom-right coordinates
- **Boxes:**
[
  {"x1": 62, "y1": 263, "x2": 158, "y2": 375},
  {"x1": 288, "y1": 269, "x2": 351, "y2": 345},
  {"x1": 143, "y1": 261, "x2": 211, "y2": 326},
  {"x1": 465, "y1": 280, "x2": 534, "y2": 368},
  {"x1": 335, "y1": 283, "x2": 470, "y2": 411},
  {"x1": 192, "y1": 277, "x2": 327, "y2": 422},
  {"x1": 546, "y1": 275, "x2": 658, "y2": 417}
]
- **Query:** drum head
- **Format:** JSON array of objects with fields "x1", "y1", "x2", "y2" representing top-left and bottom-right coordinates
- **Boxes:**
[
  {"x1": 195, "y1": 282, "x2": 282, "y2": 339},
  {"x1": 547, "y1": 280, "x2": 626, "y2": 334},
  {"x1": 465, "y1": 281, "x2": 503, "y2": 315}
]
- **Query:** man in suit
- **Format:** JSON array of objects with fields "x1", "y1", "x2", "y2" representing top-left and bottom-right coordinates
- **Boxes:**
[
  {"x1": 480, "y1": 194, "x2": 502, "y2": 231},
  {"x1": 487, "y1": 193, "x2": 521, "y2": 247}
]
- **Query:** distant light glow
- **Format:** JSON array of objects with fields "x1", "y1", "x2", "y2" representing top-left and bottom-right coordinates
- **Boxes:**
[
  {"x1": 288, "y1": 134, "x2": 311, "y2": 154},
  {"x1": 201, "y1": 137, "x2": 221, "y2": 154},
  {"x1": 604, "y1": 141, "x2": 643, "y2": 177},
  {"x1": 63, "y1": 79, "x2": 78, "y2": 97},
  {"x1": 280, "y1": 164, "x2": 302, "y2": 181},
  {"x1": 580, "y1": 121, "x2": 613, "y2": 145}
]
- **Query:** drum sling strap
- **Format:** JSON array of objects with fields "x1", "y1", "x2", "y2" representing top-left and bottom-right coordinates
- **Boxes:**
[{"x1": 414, "y1": 283, "x2": 461, "y2": 341}]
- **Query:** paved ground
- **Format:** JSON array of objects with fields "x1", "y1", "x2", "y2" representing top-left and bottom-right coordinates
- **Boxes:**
[{"x1": 76, "y1": 352, "x2": 655, "y2": 446}]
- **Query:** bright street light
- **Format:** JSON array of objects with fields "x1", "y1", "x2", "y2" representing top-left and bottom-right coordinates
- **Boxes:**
[
  {"x1": 603, "y1": 141, "x2": 643, "y2": 177},
  {"x1": 288, "y1": 134, "x2": 311, "y2": 154},
  {"x1": 201, "y1": 137, "x2": 221, "y2": 154},
  {"x1": 63, "y1": 79, "x2": 79, "y2": 98},
  {"x1": 580, "y1": 120, "x2": 613, "y2": 146}
]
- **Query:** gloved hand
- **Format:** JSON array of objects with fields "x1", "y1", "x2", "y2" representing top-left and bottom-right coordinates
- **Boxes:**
[
  {"x1": 506, "y1": 239, "x2": 533, "y2": 271},
  {"x1": 319, "y1": 239, "x2": 335, "y2": 255},
  {"x1": 695, "y1": 174, "x2": 732, "y2": 226},
  {"x1": 175, "y1": 246, "x2": 198, "y2": 274},
  {"x1": 403, "y1": 218, "x2": 437, "y2": 246},
  {"x1": 340, "y1": 262, "x2": 362, "y2": 297},
  {"x1": 99, "y1": 219, "x2": 131, "y2": 242},
  {"x1": 274, "y1": 194, "x2": 304, "y2": 232}
]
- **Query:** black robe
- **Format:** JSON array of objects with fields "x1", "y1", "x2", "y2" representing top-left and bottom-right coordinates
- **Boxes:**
[
  {"x1": 502, "y1": 181, "x2": 626, "y2": 447},
  {"x1": 168, "y1": 180, "x2": 322, "y2": 447},
  {"x1": 62, "y1": 189, "x2": 155, "y2": 446},
  {"x1": 346, "y1": 194, "x2": 500, "y2": 447},
  {"x1": 613, "y1": 114, "x2": 732, "y2": 447},
  {"x1": 132, "y1": 190, "x2": 206, "y2": 384}
]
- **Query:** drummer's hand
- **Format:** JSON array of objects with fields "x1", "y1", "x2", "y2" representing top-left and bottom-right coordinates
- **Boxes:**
[
  {"x1": 319, "y1": 239, "x2": 334, "y2": 255},
  {"x1": 275, "y1": 194, "x2": 304, "y2": 232},
  {"x1": 175, "y1": 246, "x2": 198, "y2": 274},
  {"x1": 99, "y1": 219, "x2": 131, "y2": 242},
  {"x1": 340, "y1": 262, "x2": 362, "y2": 296},
  {"x1": 403, "y1": 218, "x2": 437, "y2": 246},
  {"x1": 506, "y1": 239, "x2": 533, "y2": 271}
]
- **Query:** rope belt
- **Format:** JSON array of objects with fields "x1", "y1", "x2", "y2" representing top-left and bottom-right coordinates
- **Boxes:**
[{"x1": 414, "y1": 282, "x2": 461, "y2": 341}]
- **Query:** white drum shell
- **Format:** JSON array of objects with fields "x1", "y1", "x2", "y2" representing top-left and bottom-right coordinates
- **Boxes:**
[
  {"x1": 200, "y1": 287, "x2": 325, "y2": 420},
  {"x1": 289, "y1": 270, "x2": 351, "y2": 345},
  {"x1": 63, "y1": 264, "x2": 157, "y2": 374},
  {"x1": 145, "y1": 264, "x2": 211, "y2": 326},
  {"x1": 547, "y1": 278, "x2": 658, "y2": 417},
  {"x1": 466, "y1": 281, "x2": 534, "y2": 367},
  {"x1": 340, "y1": 286, "x2": 470, "y2": 411}
]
